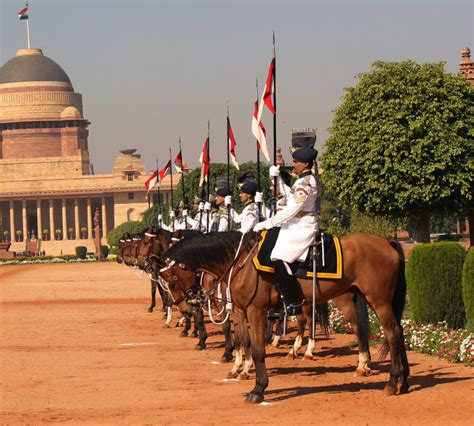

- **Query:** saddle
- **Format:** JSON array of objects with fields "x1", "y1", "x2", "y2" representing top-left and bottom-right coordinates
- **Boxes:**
[{"x1": 253, "y1": 228, "x2": 343, "y2": 279}]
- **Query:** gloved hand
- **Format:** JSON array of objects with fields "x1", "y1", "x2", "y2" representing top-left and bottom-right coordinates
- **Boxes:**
[
  {"x1": 182, "y1": 209, "x2": 188, "y2": 216},
  {"x1": 158, "y1": 214, "x2": 163, "y2": 221},
  {"x1": 198, "y1": 202, "x2": 204, "y2": 211},
  {"x1": 255, "y1": 191, "x2": 263, "y2": 203},
  {"x1": 169, "y1": 210, "x2": 175, "y2": 218},
  {"x1": 204, "y1": 202, "x2": 211, "y2": 211},
  {"x1": 224, "y1": 195, "x2": 232, "y2": 206},
  {"x1": 253, "y1": 220, "x2": 272, "y2": 232},
  {"x1": 269, "y1": 165, "x2": 280, "y2": 177}
]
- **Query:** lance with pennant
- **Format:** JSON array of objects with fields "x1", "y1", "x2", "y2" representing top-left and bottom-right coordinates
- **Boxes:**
[
  {"x1": 207, "y1": 121, "x2": 211, "y2": 233},
  {"x1": 272, "y1": 32, "x2": 277, "y2": 201},
  {"x1": 156, "y1": 158, "x2": 163, "y2": 228},
  {"x1": 255, "y1": 78, "x2": 262, "y2": 220},
  {"x1": 169, "y1": 147, "x2": 175, "y2": 232},
  {"x1": 226, "y1": 104, "x2": 231, "y2": 231},
  {"x1": 178, "y1": 138, "x2": 187, "y2": 229}
]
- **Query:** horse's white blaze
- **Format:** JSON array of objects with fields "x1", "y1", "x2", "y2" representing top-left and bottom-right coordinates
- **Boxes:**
[
  {"x1": 304, "y1": 337, "x2": 315, "y2": 358},
  {"x1": 289, "y1": 334, "x2": 303, "y2": 356}
]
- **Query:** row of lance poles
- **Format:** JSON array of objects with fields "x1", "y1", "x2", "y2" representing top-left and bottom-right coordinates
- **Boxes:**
[{"x1": 150, "y1": 37, "x2": 278, "y2": 233}]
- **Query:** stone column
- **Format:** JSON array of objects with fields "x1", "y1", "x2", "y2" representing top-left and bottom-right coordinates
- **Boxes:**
[
  {"x1": 62, "y1": 198, "x2": 67, "y2": 240},
  {"x1": 49, "y1": 199, "x2": 55, "y2": 240},
  {"x1": 37, "y1": 200, "x2": 42, "y2": 240},
  {"x1": 101, "y1": 197, "x2": 107, "y2": 238},
  {"x1": 87, "y1": 198, "x2": 92, "y2": 239},
  {"x1": 9, "y1": 200, "x2": 15, "y2": 242},
  {"x1": 22, "y1": 200, "x2": 27, "y2": 241},
  {"x1": 74, "y1": 198, "x2": 80, "y2": 240}
]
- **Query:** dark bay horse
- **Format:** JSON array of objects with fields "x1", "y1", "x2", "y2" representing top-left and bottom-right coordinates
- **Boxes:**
[{"x1": 160, "y1": 231, "x2": 408, "y2": 403}]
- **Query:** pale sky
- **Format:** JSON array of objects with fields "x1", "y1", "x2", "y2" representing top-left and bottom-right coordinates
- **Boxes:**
[{"x1": 1, "y1": 0, "x2": 472, "y2": 173}]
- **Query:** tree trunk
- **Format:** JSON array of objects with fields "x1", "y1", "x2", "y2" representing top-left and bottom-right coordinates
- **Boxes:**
[{"x1": 409, "y1": 214, "x2": 431, "y2": 243}]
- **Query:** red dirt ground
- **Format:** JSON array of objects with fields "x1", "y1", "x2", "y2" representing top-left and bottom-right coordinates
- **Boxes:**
[{"x1": 1, "y1": 262, "x2": 473, "y2": 424}]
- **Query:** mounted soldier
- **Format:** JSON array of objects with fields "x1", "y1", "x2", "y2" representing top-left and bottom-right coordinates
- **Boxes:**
[
  {"x1": 232, "y1": 173, "x2": 259, "y2": 234},
  {"x1": 253, "y1": 131, "x2": 319, "y2": 315},
  {"x1": 210, "y1": 182, "x2": 231, "y2": 232}
]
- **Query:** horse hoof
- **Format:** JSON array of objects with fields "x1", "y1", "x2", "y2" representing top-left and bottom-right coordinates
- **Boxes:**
[
  {"x1": 163, "y1": 323, "x2": 171, "y2": 329},
  {"x1": 238, "y1": 372, "x2": 250, "y2": 380},
  {"x1": 147, "y1": 308, "x2": 153, "y2": 313},
  {"x1": 384, "y1": 383, "x2": 397, "y2": 396},
  {"x1": 303, "y1": 354, "x2": 314, "y2": 361},
  {"x1": 286, "y1": 352, "x2": 296, "y2": 359},
  {"x1": 355, "y1": 368, "x2": 369, "y2": 377},
  {"x1": 195, "y1": 344, "x2": 206, "y2": 351},
  {"x1": 191, "y1": 332, "x2": 198, "y2": 338},
  {"x1": 245, "y1": 393, "x2": 264, "y2": 404},
  {"x1": 221, "y1": 355, "x2": 233, "y2": 363},
  {"x1": 226, "y1": 372, "x2": 238, "y2": 379},
  {"x1": 399, "y1": 382, "x2": 410, "y2": 394},
  {"x1": 180, "y1": 331, "x2": 188, "y2": 338}
]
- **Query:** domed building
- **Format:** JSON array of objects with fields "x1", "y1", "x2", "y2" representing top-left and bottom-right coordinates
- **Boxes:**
[{"x1": 0, "y1": 48, "x2": 175, "y2": 255}]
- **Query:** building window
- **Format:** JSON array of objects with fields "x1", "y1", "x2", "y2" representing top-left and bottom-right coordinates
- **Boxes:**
[
  {"x1": 127, "y1": 173, "x2": 134, "y2": 181},
  {"x1": 128, "y1": 192, "x2": 134, "y2": 200}
]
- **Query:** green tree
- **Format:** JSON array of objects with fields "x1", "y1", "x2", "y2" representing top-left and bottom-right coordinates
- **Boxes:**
[
  {"x1": 107, "y1": 220, "x2": 144, "y2": 247},
  {"x1": 142, "y1": 162, "x2": 271, "y2": 226},
  {"x1": 322, "y1": 61, "x2": 473, "y2": 243}
]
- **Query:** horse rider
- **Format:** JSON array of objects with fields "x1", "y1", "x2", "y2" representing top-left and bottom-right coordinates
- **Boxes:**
[
  {"x1": 210, "y1": 186, "x2": 231, "y2": 232},
  {"x1": 253, "y1": 141, "x2": 319, "y2": 316},
  {"x1": 232, "y1": 176, "x2": 259, "y2": 234},
  {"x1": 191, "y1": 196, "x2": 207, "y2": 232}
]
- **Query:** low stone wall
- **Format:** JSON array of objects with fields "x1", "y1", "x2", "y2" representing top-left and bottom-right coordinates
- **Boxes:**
[{"x1": 9, "y1": 238, "x2": 107, "y2": 256}]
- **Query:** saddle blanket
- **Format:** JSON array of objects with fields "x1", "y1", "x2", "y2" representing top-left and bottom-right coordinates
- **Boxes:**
[{"x1": 253, "y1": 228, "x2": 342, "y2": 279}]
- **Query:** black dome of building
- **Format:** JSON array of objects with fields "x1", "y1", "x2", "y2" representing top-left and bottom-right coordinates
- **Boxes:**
[{"x1": 0, "y1": 48, "x2": 72, "y2": 87}]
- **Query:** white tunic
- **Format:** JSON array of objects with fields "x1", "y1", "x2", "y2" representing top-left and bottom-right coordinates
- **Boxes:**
[
  {"x1": 233, "y1": 202, "x2": 258, "y2": 234},
  {"x1": 261, "y1": 171, "x2": 318, "y2": 263},
  {"x1": 191, "y1": 211, "x2": 206, "y2": 232}
]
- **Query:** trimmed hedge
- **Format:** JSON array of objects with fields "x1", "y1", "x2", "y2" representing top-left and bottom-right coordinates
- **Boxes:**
[
  {"x1": 462, "y1": 248, "x2": 474, "y2": 332},
  {"x1": 75, "y1": 246, "x2": 87, "y2": 259},
  {"x1": 100, "y1": 245, "x2": 109, "y2": 259},
  {"x1": 107, "y1": 221, "x2": 144, "y2": 247},
  {"x1": 407, "y1": 242, "x2": 466, "y2": 329}
]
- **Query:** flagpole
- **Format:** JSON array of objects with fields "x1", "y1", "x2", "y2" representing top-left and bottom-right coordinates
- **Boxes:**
[
  {"x1": 206, "y1": 121, "x2": 211, "y2": 233},
  {"x1": 255, "y1": 78, "x2": 262, "y2": 220},
  {"x1": 26, "y1": 16, "x2": 31, "y2": 49},
  {"x1": 156, "y1": 158, "x2": 162, "y2": 228},
  {"x1": 178, "y1": 138, "x2": 187, "y2": 229},
  {"x1": 226, "y1": 104, "x2": 231, "y2": 231},
  {"x1": 179, "y1": 138, "x2": 186, "y2": 205},
  {"x1": 169, "y1": 147, "x2": 175, "y2": 232},
  {"x1": 272, "y1": 32, "x2": 277, "y2": 200}
]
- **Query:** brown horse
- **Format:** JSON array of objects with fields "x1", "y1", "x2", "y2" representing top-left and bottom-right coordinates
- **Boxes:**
[{"x1": 161, "y1": 231, "x2": 408, "y2": 403}]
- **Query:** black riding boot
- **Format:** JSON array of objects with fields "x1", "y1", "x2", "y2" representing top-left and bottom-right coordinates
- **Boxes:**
[{"x1": 273, "y1": 260, "x2": 304, "y2": 316}]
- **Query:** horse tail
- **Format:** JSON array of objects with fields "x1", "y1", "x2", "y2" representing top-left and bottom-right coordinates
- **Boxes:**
[
  {"x1": 354, "y1": 291, "x2": 370, "y2": 358},
  {"x1": 380, "y1": 241, "x2": 407, "y2": 360},
  {"x1": 316, "y1": 302, "x2": 330, "y2": 338}
]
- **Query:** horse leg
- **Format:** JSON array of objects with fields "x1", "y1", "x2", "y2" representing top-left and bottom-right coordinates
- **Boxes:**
[
  {"x1": 245, "y1": 306, "x2": 268, "y2": 404},
  {"x1": 398, "y1": 325, "x2": 410, "y2": 394},
  {"x1": 227, "y1": 311, "x2": 245, "y2": 378},
  {"x1": 148, "y1": 280, "x2": 156, "y2": 313},
  {"x1": 301, "y1": 305, "x2": 316, "y2": 360},
  {"x1": 333, "y1": 293, "x2": 372, "y2": 375},
  {"x1": 180, "y1": 313, "x2": 192, "y2": 337},
  {"x1": 195, "y1": 308, "x2": 207, "y2": 350},
  {"x1": 191, "y1": 309, "x2": 199, "y2": 337},
  {"x1": 265, "y1": 319, "x2": 273, "y2": 345},
  {"x1": 288, "y1": 313, "x2": 306, "y2": 359},
  {"x1": 238, "y1": 317, "x2": 253, "y2": 380},
  {"x1": 371, "y1": 304, "x2": 403, "y2": 396},
  {"x1": 221, "y1": 317, "x2": 234, "y2": 363},
  {"x1": 271, "y1": 319, "x2": 283, "y2": 348}
]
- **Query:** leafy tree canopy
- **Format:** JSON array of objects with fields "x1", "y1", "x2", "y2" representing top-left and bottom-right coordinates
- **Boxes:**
[
  {"x1": 322, "y1": 61, "x2": 473, "y2": 227},
  {"x1": 107, "y1": 220, "x2": 144, "y2": 247}
]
